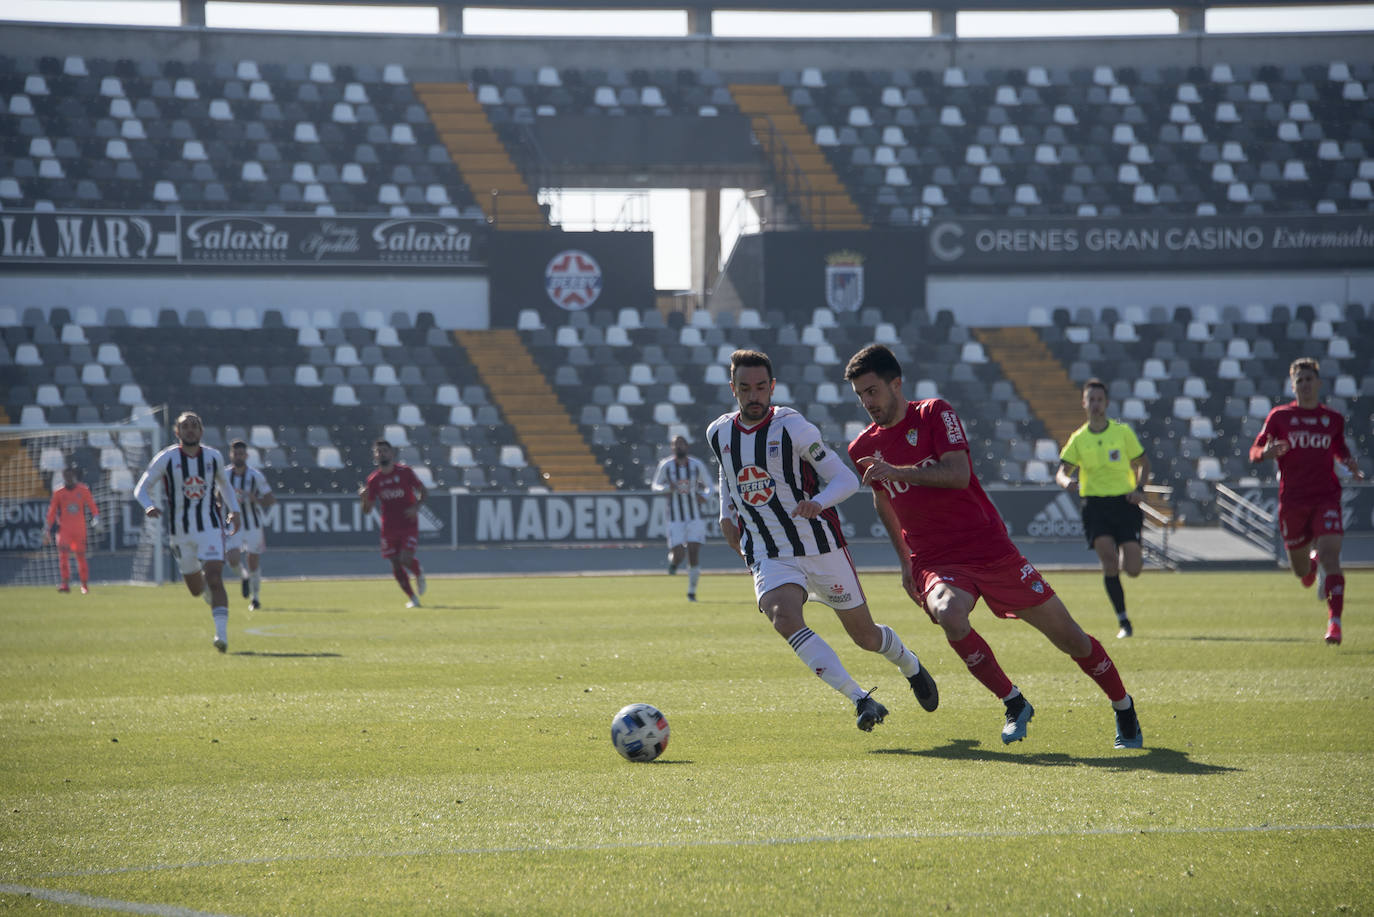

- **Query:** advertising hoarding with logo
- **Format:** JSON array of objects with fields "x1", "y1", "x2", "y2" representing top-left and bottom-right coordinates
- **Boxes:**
[
  {"x1": 759, "y1": 230, "x2": 924, "y2": 322},
  {"x1": 926, "y1": 214, "x2": 1374, "y2": 273},
  {"x1": 487, "y1": 230, "x2": 654, "y2": 327},
  {"x1": 0, "y1": 211, "x2": 488, "y2": 270}
]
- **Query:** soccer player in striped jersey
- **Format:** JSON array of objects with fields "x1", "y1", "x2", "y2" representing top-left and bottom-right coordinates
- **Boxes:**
[
  {"x1": 845, "y1": 344, "x2": 1141, "y2": 749},
  {"x1": 707, "y1": 349, "x2": 938, "y2": 733},
  {"x1": 224, "y1": 439, "x2": 276, "y2": 611},
  {"x1": 134, "y1": 411, "x2": 241, "y2": 653},
  {"x1": 42, "y1": 466, "x2": 99, "y2": 594},
  {"x1": 650, "y1": 435, "x2": 713, "y2": 600}
]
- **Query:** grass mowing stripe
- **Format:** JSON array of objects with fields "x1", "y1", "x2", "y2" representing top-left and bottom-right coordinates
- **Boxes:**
[
  {"x1": 26, "y1": 821, "x2": 1374, "y2": 880},
  {"x1": 0, "y1": 883, "x2": 235, "y2": 916}
]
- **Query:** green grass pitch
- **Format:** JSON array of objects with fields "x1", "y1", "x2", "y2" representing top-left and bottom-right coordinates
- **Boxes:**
[{"x1": 2, "y1": 568, "x2": 1371, "y2": 915}]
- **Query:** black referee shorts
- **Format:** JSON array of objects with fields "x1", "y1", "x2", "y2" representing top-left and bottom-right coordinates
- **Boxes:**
[{"x1": 1081, "y1": 494, "x2": 1143, "y2": 547}]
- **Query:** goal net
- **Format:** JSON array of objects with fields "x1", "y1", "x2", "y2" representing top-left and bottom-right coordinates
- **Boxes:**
[{"x1": 0, "y1": 419, "x2": 166, "y2": 587}]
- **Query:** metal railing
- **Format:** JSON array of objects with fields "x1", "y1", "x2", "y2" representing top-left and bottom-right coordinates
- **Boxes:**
[
  {"x1": 1139, "y1": 483, "x2": 1179, "y2": 570},
  {"x1": 1214, "y1": 482, "x2": 1281, "y2": 560}
]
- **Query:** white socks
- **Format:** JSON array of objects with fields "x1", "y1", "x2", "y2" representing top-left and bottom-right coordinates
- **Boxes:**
[
  {"x1": 249, "y1": 569, "x2": 261, "y2": 600},
  {"x1": 212, "y1": 607, "x2": 228, "y2": 642},
  {"x1": 877, "y1": 624, "x2": 922, "y2": 677},
  {"x1": 786, "y1": 627, "x2": 864, "y2": 702},
  {"x1": 687, "y1": 566, "x2": 700, "y2": 593}
]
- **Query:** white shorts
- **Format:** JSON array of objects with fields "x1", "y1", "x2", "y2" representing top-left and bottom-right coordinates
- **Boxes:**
[
  {"x1": 667, "y1": 518, "x2": 707, "y2": 547},
  {"x1": 750, "y1": 549, "x2": 867, "y2": 611},
  {"x1": 170, "y1": 529, "x2": 226, "y2": 576},
  {"x1": 225, "y1": 527, "x2": 266, "y2": 555}
]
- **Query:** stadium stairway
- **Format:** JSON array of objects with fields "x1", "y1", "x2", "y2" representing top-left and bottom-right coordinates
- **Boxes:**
[
  {"x1": 975, "y1": 325, "x2": 1176, "y2": 521},
  {"x1": 0, "y1": 409, "x2": 47, "y2": 498},
  {"x1": 453, "y1": 330, "x2": 615, "y2": 491},
  {"x1": 728, "y1": 84, "x2": 867, "y2": 231},
  {"x1": 414, "y1": 83, "x2": 546, "y2": 229}
]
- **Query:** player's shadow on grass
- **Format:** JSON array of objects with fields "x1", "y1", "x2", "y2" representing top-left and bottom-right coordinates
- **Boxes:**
[
  {"x1": 251, "y1": 607, "x2": 351, "y2": 614},
  {"x1": 876, "y1": 739, "x2": 1240, "y2": 775},
  {"x1": 231, "y1": 650, "x2": 343, "y2": 658}
]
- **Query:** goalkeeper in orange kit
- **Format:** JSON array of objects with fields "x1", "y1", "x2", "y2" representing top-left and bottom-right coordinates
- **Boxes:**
[{"x1": 43, "y1": 466, "x2": 99, "y2": 593}]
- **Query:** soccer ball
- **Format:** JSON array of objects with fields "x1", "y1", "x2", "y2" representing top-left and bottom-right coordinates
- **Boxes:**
[{"x1": 611, "y1": 703, "x2": 670, "y2": 763}]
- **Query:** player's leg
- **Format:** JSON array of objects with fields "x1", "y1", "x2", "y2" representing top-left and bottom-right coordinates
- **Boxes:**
[
  {"x1": 758, "y1": 567, "x2": 875, "y2": 729},
  {"x1": 922, "y1": 572, "x2": 1033, "y2": 742},
  {"x1": 202, "y1": 558, "x2": 231, "y2": 652},
  {"x1": 1314, "y1": 532, "x2": 1345, "y2": 644},
  {"x1": 684, "y1": 541, "x2": 701, "y2": 599},
  {"x1": 57, "y1": 545, "x2": 71, "y2": 591},
  {"x1": 405, "y1": 551, "x2": 424, "y2": 596},
  {"x1": 74, "y1": 546, "x2": 90, "y2": 592},
  {"x1": 1017, "y1": 595, "x2": 1141, "y2": 747},
  {"x1": 834, "y1": 600, "x2": 938, "y2": 712},
  {"x1": 225, "y1": 546, "x2": 243, "y2": 586},
  {"x1": 246, "y1": 551, "x2": 262, "y2": 607},
  {"x1": 1094, "y1": 534, "x2": 1132, "y2": 637}
]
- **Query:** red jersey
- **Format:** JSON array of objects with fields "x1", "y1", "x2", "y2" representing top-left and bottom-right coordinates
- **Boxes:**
[
  {"x1": 365, "y1": 463, "x2": 423, "y2": 533},
  {"x1": 1249, "y1": 402, "x2": 1351, "y2": 504},
  {"x1": 46, "y1": 483, "x2": 98, "y2": 533},
  {"x1": 848, "y1": 399, "x2": 1016, "y2": 566}
]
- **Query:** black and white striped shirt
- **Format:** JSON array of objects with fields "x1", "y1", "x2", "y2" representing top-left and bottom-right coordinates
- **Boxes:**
[
  {"x1": 706, "y1": 405, "x2": 855, "y2": 565},
  {"x1": 650, "y1": 455, "x2": 712, "y2": 524},
  {"x1": 227, "y1": 465, "x2": 272, "y2": 532},
  {"x1": 134, "y1": 444, "x2": 240, "y2": 537}
]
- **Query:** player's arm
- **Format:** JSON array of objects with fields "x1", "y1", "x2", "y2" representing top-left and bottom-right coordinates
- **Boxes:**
[
  {"x1": 791, "y1": 424, "x2": 858, "y2": 519},
  {"x1": 213, "y1": 461, "x2": 241, "y2": 534},
  {"x1": 84, "y1": 487, "x2": 99, "y2": 523},
  {"x1": 359, "y1": 478, "x2": 375, "y2": 515},
  {"x1": 858, "y1": 449, "x2": 971, "y2": 490},
  {"x1": 134, "y1": 452, "x2": 169, "y2": 518},
  {"x1": 401, "y1": 470, "x2": 426, "y2": 519},
  {"x1": 1127, "y1": 452, "x2": 1151, "y2": 505},
  {"x1": 872, "y1": 488, "x2": 919, "y2": 600},
  {"x1": 254, "y1": 474, "x2": 277, "y2": 508},
  {"x1": 42, "y1": 492, "x2": 59, "y2": 545},
  {"x1": 1054, "y1": 461, "x2": 1078, "y2": 491},
  {"x1": 1335, "y1": 421, "x2": 1366, "y2": 480},
  {"x1": 1249, "y1": 413, "x2": 1286, "y2": 463},
  {"x1": 649, "y1": 460, "x2": 669, "y2": 492}
]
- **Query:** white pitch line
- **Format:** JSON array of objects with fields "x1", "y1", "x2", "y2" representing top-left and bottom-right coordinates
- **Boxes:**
[
  {"x1": 22, "y1": 821, "x2": 1374, "y2": 881},
  {"x1": 0, "y1": 883, "x2": 235, "y2": 916}
]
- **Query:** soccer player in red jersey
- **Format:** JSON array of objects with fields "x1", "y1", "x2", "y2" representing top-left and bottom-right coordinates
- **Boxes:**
[
  {"x1": 360, "y1": 440, "x2": 428, "y2": 607},
  {"x1": 42, "y1": 466, "x2": 99, "y2": 594},
  {"x1": 844, "y1": 344, "x2": 1142, "y2": 749},
  {"x1": 1249, "y1": 358, "x2": 1364, "y2": 645}
]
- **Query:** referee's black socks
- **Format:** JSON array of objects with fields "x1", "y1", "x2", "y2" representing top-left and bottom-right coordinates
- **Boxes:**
[{"x1": 1104, "y1": 574, "x2": 1128, "y2": 619}]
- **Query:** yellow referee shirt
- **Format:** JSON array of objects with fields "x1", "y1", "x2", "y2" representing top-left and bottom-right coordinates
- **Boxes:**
[{"x1": 1059, "y1": 420, "x2": 1145, "y2": 497}]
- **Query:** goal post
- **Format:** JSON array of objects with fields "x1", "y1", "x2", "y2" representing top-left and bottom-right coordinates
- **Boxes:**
[{"x1": 0, "y1": 419, "x2": 166, "y2": 587}]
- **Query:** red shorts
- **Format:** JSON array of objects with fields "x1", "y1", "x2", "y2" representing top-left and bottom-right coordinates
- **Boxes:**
[
  {"x1": 910, "y1": 549, "x2": 1056, "y2": 620},
  {"x1": 380, "y1": 530, "x2": 419, "y2": 559},
  {"x1": 56, "y1": 531, "x2": 88, "y2": 552},
  {"x1": 1278, "y1": 498, "x2": 1343, "y2": 550}
]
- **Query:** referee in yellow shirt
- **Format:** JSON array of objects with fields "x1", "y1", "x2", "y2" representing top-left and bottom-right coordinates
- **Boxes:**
[{"x1": 1055, "y1": 378, "x2": 1152, "y2": 638}]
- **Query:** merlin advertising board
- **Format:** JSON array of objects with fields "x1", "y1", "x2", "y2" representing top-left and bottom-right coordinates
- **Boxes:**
[
  {"x1": 926, "y1": 214, "x2": 1374, "y2": 273},
  {"x1": 0, "y1": 210, "x2": 488, "y2": 270}
]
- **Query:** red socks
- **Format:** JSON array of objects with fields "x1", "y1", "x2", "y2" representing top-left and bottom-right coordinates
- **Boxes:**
[
  {"x1": 948, "y1": 630, "x2": 1014, "y2": 699},
  {"x1": 1073, "y1": 635, "x2": 1128, "y2": 703},
  {"x1": 392, "y1": 565, "x2": 414, "y2": 597},
  {"x1": 1326, "y1": 574, "x2": 1345, "y2": 618}
]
